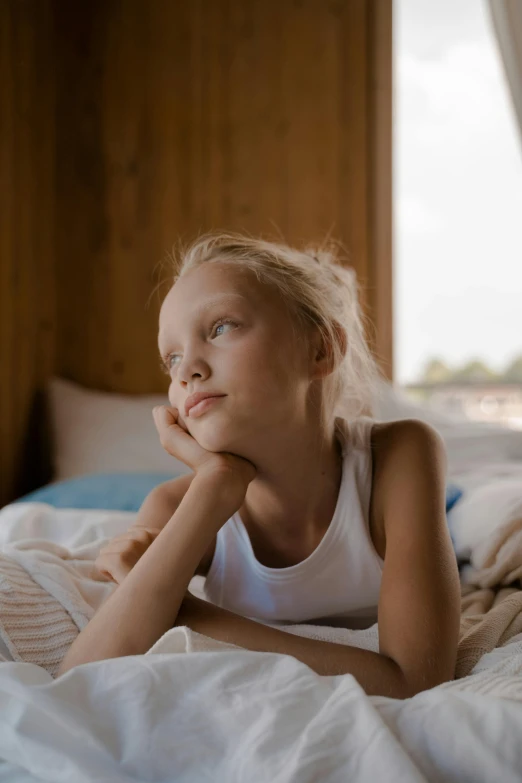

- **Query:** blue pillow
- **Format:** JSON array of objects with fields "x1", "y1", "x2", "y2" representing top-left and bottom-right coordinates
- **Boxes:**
[
  {"x1": 13, "y1": 472, "x2": 465, "y2": 515},
  {"x1": 12, "y1": 473, "x2": 181, "y2": 512},
  {"x1": 445, "y1": 484, "x2": 463, "y2": 513}
]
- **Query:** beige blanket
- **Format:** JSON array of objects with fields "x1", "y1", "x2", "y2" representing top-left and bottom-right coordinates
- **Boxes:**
[{"x1": 456, "y1": 514, "x2": 522, "y2": 678}]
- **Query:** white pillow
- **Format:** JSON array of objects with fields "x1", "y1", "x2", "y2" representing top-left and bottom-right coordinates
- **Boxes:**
[
  {"x1": 48, "y1": 377, "x2": 192, "y2": 480},
  {"x1": 447, "y1": 475, "x2": 522, "y2": 564},
  {"x1": 48, "y1": 375, "x2": 522, "y2": 483}
]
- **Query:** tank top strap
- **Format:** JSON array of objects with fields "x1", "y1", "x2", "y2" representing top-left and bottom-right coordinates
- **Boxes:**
[{"x1": 335, "y1": 415, "x2": 377, "y2": 456}]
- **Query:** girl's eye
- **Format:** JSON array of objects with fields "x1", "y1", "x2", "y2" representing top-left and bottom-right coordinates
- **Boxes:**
[
  {"x1": 211, "y1": 318, "x2": 237, "y2": 338},
  {"x1": 161, "y1": 318, "x2": 237, "y2": 374}
]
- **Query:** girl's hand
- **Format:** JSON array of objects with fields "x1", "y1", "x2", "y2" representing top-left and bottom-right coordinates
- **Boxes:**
[
  {"x1": 152, "y1": 405, "x2": 257, "y2": 490},
  {"x1": 95, "y1": 527, "x2": 160, "y2": 584}
]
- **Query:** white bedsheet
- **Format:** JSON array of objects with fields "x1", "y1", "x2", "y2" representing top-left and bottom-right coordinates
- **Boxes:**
[
  {"x1": 1, "y1": 477, "x2": 522, "y2": 781},
  {"x1": 1, "y1": 640, "x2": 521, "y2": 783}
]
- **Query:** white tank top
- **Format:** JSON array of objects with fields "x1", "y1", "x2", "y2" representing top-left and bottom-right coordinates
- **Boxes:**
[{"x1": 203, "y1": 416, "x2": 385, "y2": 630}]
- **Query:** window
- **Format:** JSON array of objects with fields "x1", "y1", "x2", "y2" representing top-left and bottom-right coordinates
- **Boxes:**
[{"x1": 394, "y1": 0, "x2": 522, "y2": 430}]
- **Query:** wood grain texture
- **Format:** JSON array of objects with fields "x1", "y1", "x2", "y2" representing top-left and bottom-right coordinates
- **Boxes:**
[
  {"x1": 367, "y1": 0, "x2": 393, "y2": 379},
  {"x1": 1, "y1": 0, "x2": 392, "y2": 505},
  {"x1": 0, "y1": 0, "x2": 56, "y2": 505},
  {"x1": 54, "y1": 0, "x2": 392, "y2": 394}
]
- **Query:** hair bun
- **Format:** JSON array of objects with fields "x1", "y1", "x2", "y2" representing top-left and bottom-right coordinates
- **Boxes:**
[
  {"x1": 305, "y1": 245, "x2": 356, "y2": 290},
  {"x1": 304, "y1": 246, "x2": 338, "y2": 267}
]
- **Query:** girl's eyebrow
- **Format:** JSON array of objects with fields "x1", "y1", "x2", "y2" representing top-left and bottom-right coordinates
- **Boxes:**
[{"x1": 158, "y1": 293, "x2": 247, "y2": 354}]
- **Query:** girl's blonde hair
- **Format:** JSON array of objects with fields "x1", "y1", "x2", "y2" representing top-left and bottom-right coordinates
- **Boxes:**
[{"x1": 168, "y1": 232, "x2": 386, "y2": 434}]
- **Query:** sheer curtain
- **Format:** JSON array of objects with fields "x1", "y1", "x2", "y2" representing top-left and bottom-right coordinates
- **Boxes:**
[{"x1": 488, "y1": 0, "x2": 522, "y2": 145}]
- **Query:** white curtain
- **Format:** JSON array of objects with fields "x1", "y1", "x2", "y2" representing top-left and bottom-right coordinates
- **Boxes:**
[{"x1": 488, "y1": 0, "x2": 522, "y2": 145}]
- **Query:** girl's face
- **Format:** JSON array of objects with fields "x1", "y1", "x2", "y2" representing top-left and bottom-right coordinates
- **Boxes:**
[{"x1": 158, "y1": 262, "x2": 315, "y2": 453}]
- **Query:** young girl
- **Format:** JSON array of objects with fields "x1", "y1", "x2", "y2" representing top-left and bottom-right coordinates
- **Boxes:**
[{"x1": 58, "y1": 233, "x2": 461, "y2": 698}]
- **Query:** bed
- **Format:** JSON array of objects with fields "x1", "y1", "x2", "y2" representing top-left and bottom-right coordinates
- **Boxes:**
[{"x1": 1, "y1": 376, "x2": 522, "y2": 782}]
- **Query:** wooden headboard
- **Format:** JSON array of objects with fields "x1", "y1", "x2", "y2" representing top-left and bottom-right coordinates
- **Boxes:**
[{"x1": 0, "y1": 0, "x2": 392, "y2": 506}]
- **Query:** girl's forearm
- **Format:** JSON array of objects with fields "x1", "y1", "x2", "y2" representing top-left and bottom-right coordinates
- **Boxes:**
[{"x1": 57, "y1": 470, "x2": 241, "y2": 676}]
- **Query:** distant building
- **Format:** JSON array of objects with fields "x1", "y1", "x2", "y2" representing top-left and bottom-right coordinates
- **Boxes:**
[{"x1": 403, "y1": 382, "x2": 522, "y2": 431}]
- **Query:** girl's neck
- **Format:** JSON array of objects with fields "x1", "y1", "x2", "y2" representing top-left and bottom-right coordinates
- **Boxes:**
[{"x1": 238, "y1": 420, "x2": 345, "y2": 545}]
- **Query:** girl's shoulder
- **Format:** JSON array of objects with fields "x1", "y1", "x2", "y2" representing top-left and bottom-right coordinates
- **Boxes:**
[
  {"x1": 369, "y1": 417, "x2": 444, "y2": 508},
  {"x1": 365, "y1": 418, "x2": 441, "y2": 561},
  {"x1": 340, "y1": 416, "x2": 438, "y2": 500},
  {"x1": 338, "y1": 414, "x2": 438, "y2": 451}
]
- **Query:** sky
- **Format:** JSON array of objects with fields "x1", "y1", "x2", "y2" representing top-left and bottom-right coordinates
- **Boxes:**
[{"x1": 394, "y1": 0, "x2": 522, "y2": 385}]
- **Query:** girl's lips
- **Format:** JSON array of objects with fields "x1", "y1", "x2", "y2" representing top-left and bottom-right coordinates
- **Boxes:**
[{"x1": 188, "y1": 395, "x2": 226, "y2": 418}]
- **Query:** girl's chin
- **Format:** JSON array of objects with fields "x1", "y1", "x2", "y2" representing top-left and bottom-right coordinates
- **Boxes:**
[{"x1": 190, "y1": 422, "x2": 231, "y2": 451}]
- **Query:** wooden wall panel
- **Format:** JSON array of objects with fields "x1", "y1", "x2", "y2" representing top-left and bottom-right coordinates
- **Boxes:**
[
  {"x1": 54, "y1": 0, "x2": 392, "y2": 395},
  {"x1": 1, "y1": 0, "x2": 391, "y2": 505},
  {"x1": 0, "y1": 0, "x2": 56, "y2": 505},
  {"x1": 367, "y1": 0, "x2": 394, "y2": 382}
]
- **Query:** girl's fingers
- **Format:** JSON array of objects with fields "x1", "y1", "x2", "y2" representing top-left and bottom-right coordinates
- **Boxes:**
[
  {"x1": 153, "y1": 405, "x2": 177, "y2": 430},
  {"x1": 152, "y1": 405, "x2": 211, "y2": 470},
  {"x1": 96, "y1": 558, "x2": 131, "y2": 583},
  {"x1": 153, "y1": 406, "x2": 184, "y2": 443},
  {"x1": 112, "y1": 565, "x2": 129, "y2": 584},
  {"x1": 99, "y1": 566, "x2": 127, "y2": 585},
  {"x1": 176, "y1": 412, "x2": 190, "y2": 433}
]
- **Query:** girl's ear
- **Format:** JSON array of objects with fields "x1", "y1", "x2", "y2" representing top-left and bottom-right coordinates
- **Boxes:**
[
  {"x1": 333, "y1": 321, "x2": 348, "y2": 360},
  {"x1": 311, "y1": 322, "x2": 347, "y2": 379}
]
